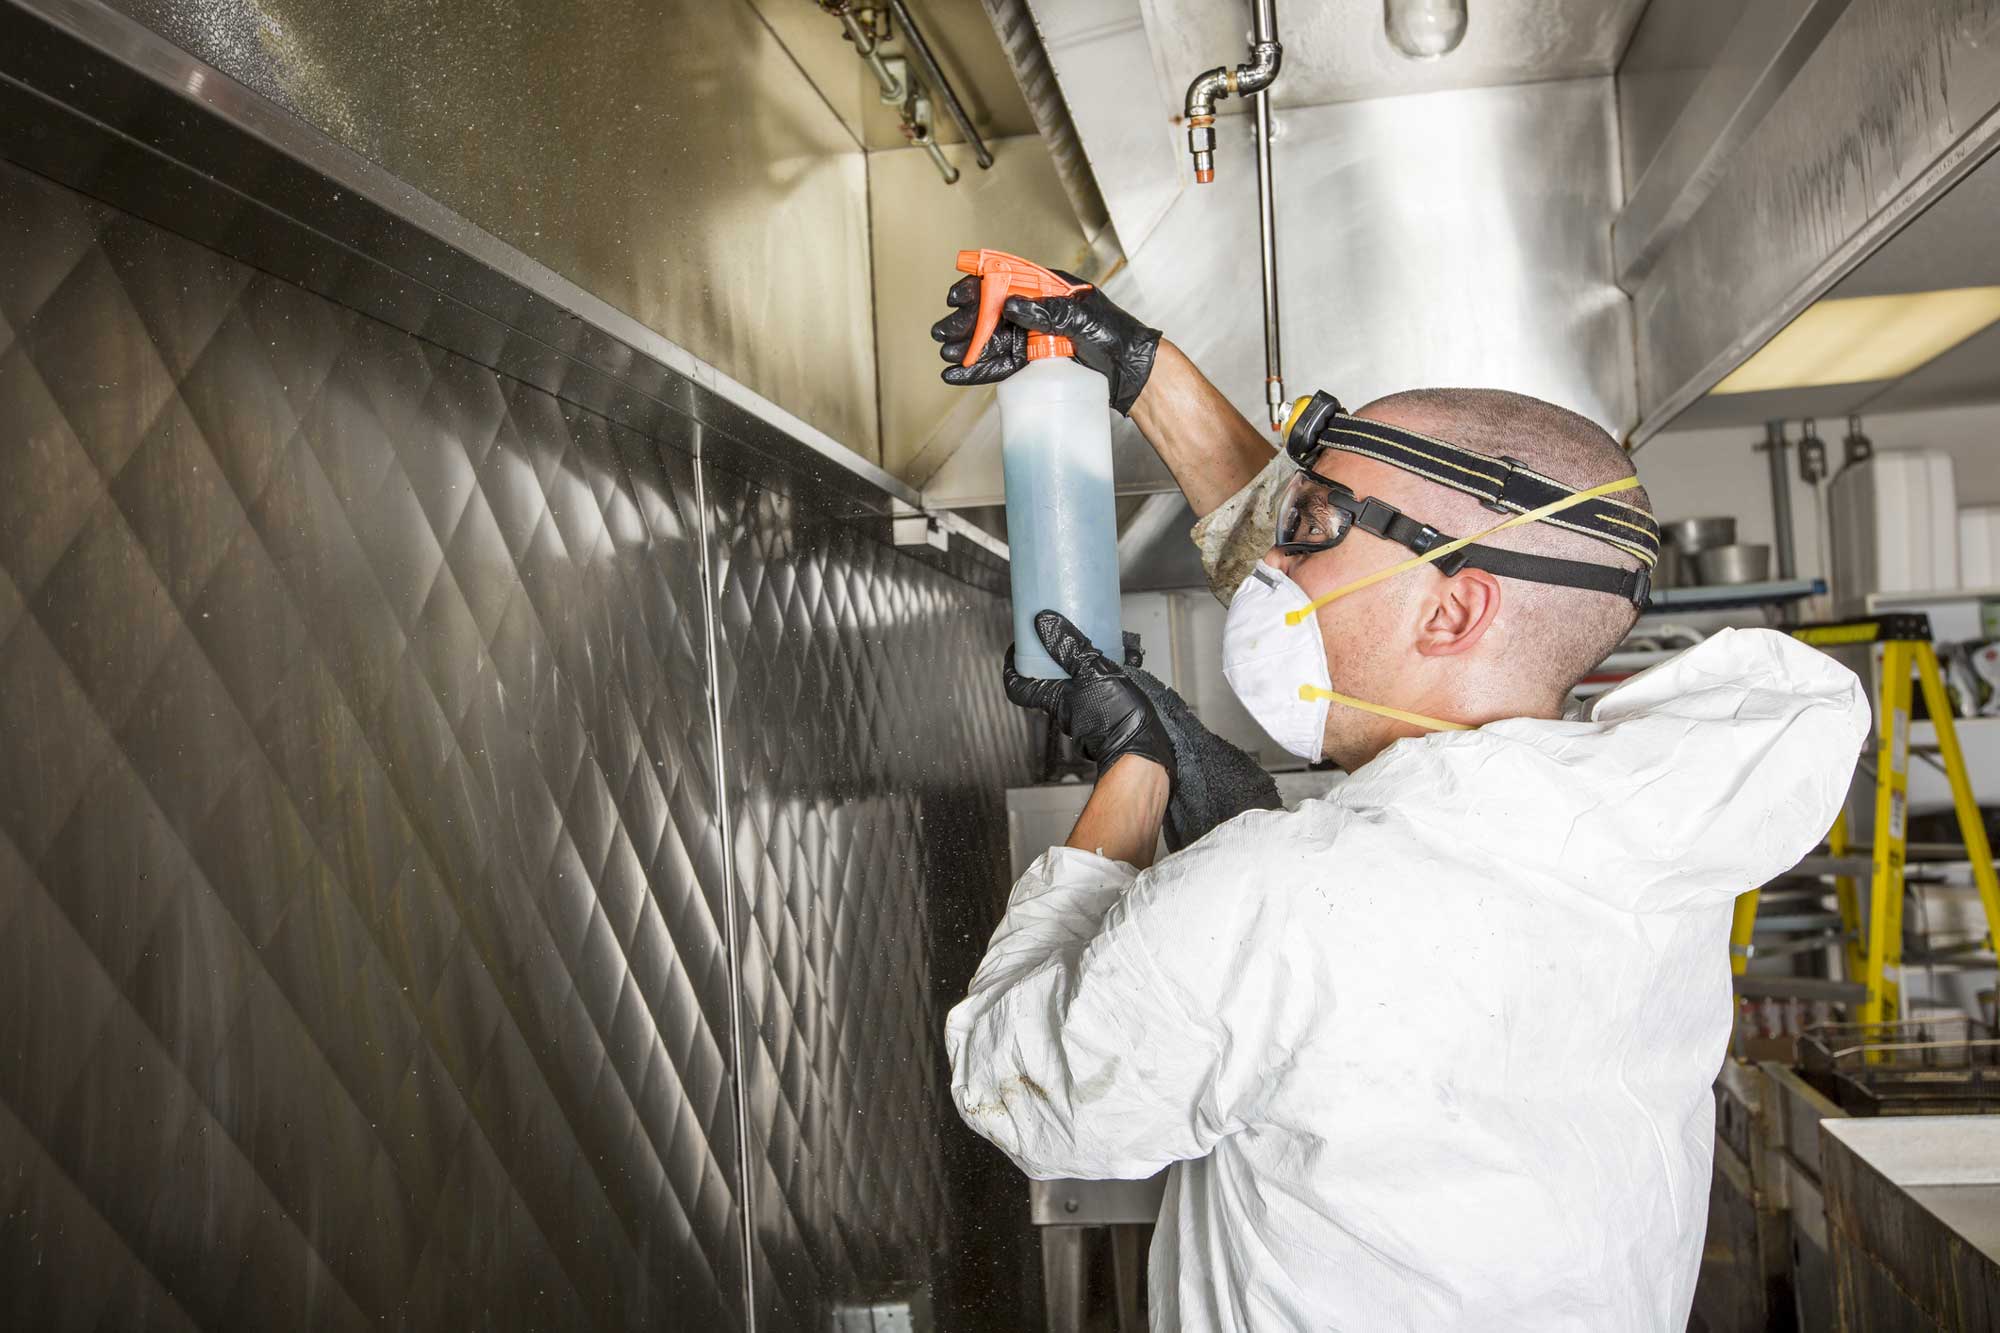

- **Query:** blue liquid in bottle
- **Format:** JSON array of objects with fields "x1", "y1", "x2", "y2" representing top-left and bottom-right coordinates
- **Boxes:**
[{"x1": 998, "y1": 357, "x2": 1124, "y2": 678}]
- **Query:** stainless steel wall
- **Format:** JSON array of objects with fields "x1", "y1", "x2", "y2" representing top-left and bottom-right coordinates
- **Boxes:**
[
  {"x1": 705, "y1": 467, "x2": 1040, "y2": 1326},
  {"x1": 0, "y1": 155, "x2": 1036, "y2": 1330}
]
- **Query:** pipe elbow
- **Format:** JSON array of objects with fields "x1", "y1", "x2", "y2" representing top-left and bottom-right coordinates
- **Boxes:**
[
  {"x1": 1183, "y1": 64, "x2": 1231, "y2": 119},
  {"x1": 1233, "y1": 41, "x2": 1283, "y2": 98}
]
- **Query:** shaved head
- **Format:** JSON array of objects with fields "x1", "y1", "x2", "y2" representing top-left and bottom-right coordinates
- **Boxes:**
[
  {"x1": 1356, "y1": 387, "x2": 1649, "y2": 696},
  {"x1": 1266, "y1": 384, "x2": 1653, "y2": 768}
]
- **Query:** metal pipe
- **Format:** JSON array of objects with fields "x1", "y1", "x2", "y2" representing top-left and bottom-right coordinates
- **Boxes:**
[
  {"x1": 1764, "y1": 420, "x2": 1798, "y2": 581},
  {"x1": 1250, "y1": 0, "x2": 1279, "y2": 58},
  {"x1": 1184, "y1": 2, "x2": 1285, "y2": 426},
  {"x1": 824, "y1": 5, "x2": 957, "y2": 184},
  {"x1": 916, "y1": 126, "x2": 960, "y2": 185},
  {"x1": 1183, "y1": 67, "x2": 1230, "y2": 184},
  {"x1": 1253, "y1": 86, "x2": 1284, "y2": 428},
  {"x1": 1183, "y1": 0, "x2": 1282, "y2": 182},
  {"x1": 887, "y1": 0, "x2": 994, "y2": 169},
  {"x1": 830, "y1": 7, "x2": 905, "y2": 101}
]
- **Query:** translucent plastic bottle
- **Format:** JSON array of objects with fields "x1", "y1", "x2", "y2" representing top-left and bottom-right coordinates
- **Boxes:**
[
  {"x1": 952, "y1": 249, "x2": 1124, "y2": 679},
  {"x1": 998, "y1": 357, "x2": 1123, "y2": 678}
]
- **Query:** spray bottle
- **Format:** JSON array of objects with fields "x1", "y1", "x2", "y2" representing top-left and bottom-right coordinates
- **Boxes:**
[{"x1": 955, "y1": 248, "x2": 1124, "y2": 679}]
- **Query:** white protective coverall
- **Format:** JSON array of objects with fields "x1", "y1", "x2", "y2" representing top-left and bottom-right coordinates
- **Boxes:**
[{"x1": 946, "y1": 627, "x2": 1867, "y2": 1330}]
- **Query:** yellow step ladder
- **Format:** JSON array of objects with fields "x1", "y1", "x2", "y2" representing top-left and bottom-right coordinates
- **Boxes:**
[{"x1": 1731, "y1": 614, "x2": 2000, "y2": 1027}]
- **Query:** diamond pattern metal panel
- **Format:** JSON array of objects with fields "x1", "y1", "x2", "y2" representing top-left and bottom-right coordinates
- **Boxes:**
[
  {"x1": 706, "y1": 475, "x2": 1037, "y2": 1329},
  {"x1": 0, "y1": 159, "x2": 746, "y2": 1330}
]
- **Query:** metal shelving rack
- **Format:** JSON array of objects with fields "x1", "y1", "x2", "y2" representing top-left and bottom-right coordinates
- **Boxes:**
[{"x1": 1643, "y1": 577, "x2": 1826, "y2": 613}]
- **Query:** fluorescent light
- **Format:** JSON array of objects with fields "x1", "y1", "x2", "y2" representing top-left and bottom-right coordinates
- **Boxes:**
[{"x1": 1711, "y1": 286, "x2": 2000, "y2": 395}]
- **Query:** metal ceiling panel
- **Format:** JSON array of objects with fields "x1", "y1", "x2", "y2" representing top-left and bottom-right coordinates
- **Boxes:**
[
  {"x1": 1615, "y1": 0, "x2": 1753, "y2": 186},
  {"x1": 1829, "y1": 151, "x2": 2000, "y2": 299},
  {"x1": 979, "y1": 0, "x2": 1119, "y2": 260},
  {"x1": 1667, "y1": 148, "x2": 2000, "y2": 429},
  {"x1": 1121, "y1": 75, "x2": 1635, "y2": 435},
  {"x1": 1612, "y1": 0, "x2": 1853, "y2": 285},
  {"x1": 1141, "y1": 0, "x2": 1650, "y2": 111},
  {"x1": 1632, "y1": 0, "x2": 2000, "y2": 440}
]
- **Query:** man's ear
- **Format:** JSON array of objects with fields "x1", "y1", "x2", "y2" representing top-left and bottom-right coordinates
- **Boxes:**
[{"x1": 1416, "y1": 568, "x2": 1502, "y2": 657}]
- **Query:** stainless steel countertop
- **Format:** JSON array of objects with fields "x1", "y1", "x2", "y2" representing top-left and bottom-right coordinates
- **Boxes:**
[{"x1": 1823, "y1": 1116, "x2": 2000, "y2": 1262}]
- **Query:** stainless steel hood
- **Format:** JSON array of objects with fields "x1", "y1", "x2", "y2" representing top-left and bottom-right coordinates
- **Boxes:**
[
  {"x1": 924, "y1": 0, "x2": 1639, "y2": 507},
  {"x1": 936, "y1": 0, "x2": 2000, "y2": 519},
  {"x1": 1625, "y1": 0, "x2": 2000, "y2": 440},
  {"x1": 1664, "y1": 147, "x2": 2000, "y2": 430}
]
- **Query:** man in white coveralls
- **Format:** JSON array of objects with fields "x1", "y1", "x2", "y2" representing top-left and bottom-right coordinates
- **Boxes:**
[{"x1": 932, "y1": 274, "x2": 1869, "y2": 1330}]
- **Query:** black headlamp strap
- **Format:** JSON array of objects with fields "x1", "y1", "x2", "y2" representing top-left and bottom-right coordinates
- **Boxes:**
[
  {"x1": 1440, "y1": 545, "x2": 1652, "y2": 605},
  {"x1": 1348, "y1": 494, "x2": 1653, "y2": 606},
  {"x1": 1306, "y1": 413, "x2": 1661, "y2": 568}
]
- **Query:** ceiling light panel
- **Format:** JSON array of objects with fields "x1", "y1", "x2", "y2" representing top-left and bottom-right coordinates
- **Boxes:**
[{"x1": 1712, "y1": 286, "x2": 2000, "y2": 395}]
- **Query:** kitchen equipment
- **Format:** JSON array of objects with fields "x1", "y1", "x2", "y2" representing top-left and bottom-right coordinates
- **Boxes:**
[
  {"x1": 1662, "y1": 515, "x2": 1736, "y2": 558},
  {"x1": 1652, "y1": 543, "x2": 1684, "y2": 590},
  {"x1": 1828, "y1": 449, "x2": 1959, "y2": 611},
  {"x1": 1960, "y1": 504, "x2": 2000, "y2": 587},
  {"x1": 1697, "y1": 543, "x2": 1772, "y2": 586},
  {"x1": 1799, "y1": 1016, "x2": 2000, "y2": 1116}
]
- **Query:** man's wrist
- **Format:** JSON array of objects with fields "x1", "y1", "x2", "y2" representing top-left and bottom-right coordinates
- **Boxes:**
[
  {"x1": 1066, "y1": 753, "x2": 1171, "y2": 868},
  {"x1": 1104, "y1": 752, "x2": 1171, "y2": 786},
  {"x1": 1128, "y1": 337, "x2": 1176, "y2": 427},
  {"x1": 1100, "y1": 753, "x2": 1172, "y2": 817}
]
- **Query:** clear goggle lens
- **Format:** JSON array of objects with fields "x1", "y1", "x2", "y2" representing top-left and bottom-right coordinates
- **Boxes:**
[{"x1": 1273, "y1": 469, "x2": 1356, "y2": 553}]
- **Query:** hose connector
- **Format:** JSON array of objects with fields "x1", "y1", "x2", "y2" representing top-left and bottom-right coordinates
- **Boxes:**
[{"x1": 1182, "y1": 40, "x2": 1281, "y2": 184}]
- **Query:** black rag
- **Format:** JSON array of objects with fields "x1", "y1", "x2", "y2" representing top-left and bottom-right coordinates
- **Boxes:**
[{"x1": 1129, "y1": 668, "x2": 1283, "y2": 852}]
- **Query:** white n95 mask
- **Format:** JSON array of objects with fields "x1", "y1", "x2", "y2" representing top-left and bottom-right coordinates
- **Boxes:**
[
  {"x1": 1222, "y1": 564, "x2": 1333, "y2": 761},
  {"x1": 1223, "y1": 563, "x2": 1477, "y2": 757}
]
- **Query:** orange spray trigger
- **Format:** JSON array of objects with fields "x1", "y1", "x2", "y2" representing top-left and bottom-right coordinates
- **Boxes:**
[{"x1": 954, "y1": 249, "x2": 1091, "y2": 367}]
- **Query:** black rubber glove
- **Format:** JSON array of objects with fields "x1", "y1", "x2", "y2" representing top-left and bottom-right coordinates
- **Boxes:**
[
  {"x1": 1004, "y1": 610, "x2": 1176, "y2": 784},
  {"x1": 932, "y1": 272, "x2": 1163, "y2": 416}
]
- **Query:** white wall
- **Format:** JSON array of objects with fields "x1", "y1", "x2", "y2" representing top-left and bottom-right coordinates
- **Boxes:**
[
  {"x1": 1122, "y1": 589, "x2": 1302, "y2": 770},
  {"x1": 1636, "y1": 401, "x2": 2000, "y2": 587}
]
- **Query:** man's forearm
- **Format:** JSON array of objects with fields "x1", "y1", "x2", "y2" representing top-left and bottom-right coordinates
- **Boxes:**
[
  {"x1": 1067, "y1": 755, "x2": 1171, "y2": 869},
  {"x1": 1129, "y1": 339, "x2": 1276, "y2": 519}
]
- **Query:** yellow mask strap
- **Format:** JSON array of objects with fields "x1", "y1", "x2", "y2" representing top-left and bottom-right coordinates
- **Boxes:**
[
  {"x1": 1284, "y1": 474, "x2": 1644, "y2": 627},
  {"x1": 1297, "y1": 683, "x2": 1473, "y2": 733}
]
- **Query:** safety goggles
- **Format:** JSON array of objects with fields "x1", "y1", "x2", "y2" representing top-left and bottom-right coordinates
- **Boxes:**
[
  {"x1": 1276, "y1": 391, "x2": 1659, "y2": 607},
  {"x1": 1273, "y1": 468, "x2": 1433, "y2": 557}
]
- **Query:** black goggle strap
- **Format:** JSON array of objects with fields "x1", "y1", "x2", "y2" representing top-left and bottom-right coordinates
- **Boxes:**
[
  {"x1": 1344, "y1": 491, "x2": 1652, "y2": 607},
  {"x1": 1290, "y1": 405, "x2": 1661, "y2": 568}
]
